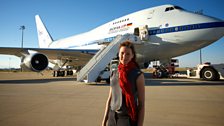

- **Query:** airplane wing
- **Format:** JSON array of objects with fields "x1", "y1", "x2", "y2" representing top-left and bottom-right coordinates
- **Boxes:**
[{"x1": 0, "y1": 47, "x2": 97, "y2": 67}]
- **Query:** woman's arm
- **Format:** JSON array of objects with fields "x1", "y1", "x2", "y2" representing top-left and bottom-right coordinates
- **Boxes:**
[
  {"x1": 136, "y1": 73, "x2": 145, "y2": 126},
  {"x1": 102, "y1": 87, "x2": 112, "y2": 126}
]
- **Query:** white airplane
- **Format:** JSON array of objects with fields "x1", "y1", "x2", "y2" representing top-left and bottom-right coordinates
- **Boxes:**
[{"x1": 0, "y1": 4, "x2": 223, "y2": 76}]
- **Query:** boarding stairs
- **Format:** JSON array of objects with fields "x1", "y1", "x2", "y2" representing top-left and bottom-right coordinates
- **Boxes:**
[{"x1": 77, "y1": 34, "x2": 138, "y2": 83}]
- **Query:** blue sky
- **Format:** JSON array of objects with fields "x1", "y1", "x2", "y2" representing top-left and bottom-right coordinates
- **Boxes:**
[{"x1": 0, "y1": 0, "x2": 223, "y2": 68}]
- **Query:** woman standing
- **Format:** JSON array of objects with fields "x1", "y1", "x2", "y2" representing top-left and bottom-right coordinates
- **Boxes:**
[{"x1": 102, "y1": 41, "x2": 145, "y2": 126}]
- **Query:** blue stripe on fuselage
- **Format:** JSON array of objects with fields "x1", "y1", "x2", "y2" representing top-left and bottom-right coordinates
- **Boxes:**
[{"x1": 148, "y1": 22, "x2": 224, "y2": 35}]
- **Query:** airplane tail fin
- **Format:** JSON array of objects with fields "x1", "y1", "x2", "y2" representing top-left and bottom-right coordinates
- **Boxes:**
[{"x1": 35, "y1": 15, "x2": 53, "y2": 48}]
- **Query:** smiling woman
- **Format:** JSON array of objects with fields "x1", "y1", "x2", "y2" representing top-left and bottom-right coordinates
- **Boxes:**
[{"x1": 102, "y1": 41, "x2": 145, "y2": 126}]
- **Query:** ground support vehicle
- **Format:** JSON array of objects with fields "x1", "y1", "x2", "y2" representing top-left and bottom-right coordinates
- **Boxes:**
[{"x1": 187, "y1": 63, "x2": 224, "y2": 81}]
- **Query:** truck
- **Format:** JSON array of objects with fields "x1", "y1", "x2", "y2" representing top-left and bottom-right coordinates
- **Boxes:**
[{"x1": 187, "y1": 63, "x2": 224, "y2": 81}]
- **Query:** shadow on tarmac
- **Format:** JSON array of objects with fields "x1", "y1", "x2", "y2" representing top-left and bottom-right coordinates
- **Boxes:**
[
  {"x1": 0, "y1": 75, "x2": 223, "y2": 86},
  {"x1": 0, "y1": 77, "x2": 76, "y2": 84},
  {"x1": 90, "y1": 78, "x2": 224, "y2": 87},
  {"x1": 91, "y1": 72, "x2": 224, "y2": 86},
  {"x1": 145, "y1": 79, "x2": 224, "y2": 86}
]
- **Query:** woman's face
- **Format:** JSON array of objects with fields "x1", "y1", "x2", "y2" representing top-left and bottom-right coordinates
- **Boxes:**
[{"x1": 119, "y1": 46, "x2": 134, "y2": 65}]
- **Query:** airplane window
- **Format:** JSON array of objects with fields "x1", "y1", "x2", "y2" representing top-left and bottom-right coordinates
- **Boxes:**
[
  {"x1": 166, "y1": 28, "x2": 169, "y2": 32},
  {"x1": 175, "y1": 27, "x2": 178, "y2": 31},
  {"x1": 174, "y1": 6, "x2": 184, "y2": 10},
  {"x1": 153, "y1": 30, "x2": 157, "y2": 34},
  {"x1": 167, "y1": 28, "x2": 170, "y2": 32},
  {"x1": 194, "y1": 24, "x2": 199, "y2": 29},
  {"x1": 165, "y1": 8, "x2": 170, "y2": 12},
  {"x1": 179, "y1": 26, "x2": 183, "y2": 31},
  {"x1": 187, "y1": 26, "x2": 191, "y2": 30},
  {"x1": 170, "y1": 7, "x2": 174, "y2": 11},
  {"x1": 160, "y1": 29, "x2": 164, "y2": 33},
  {"x1": 165, "y1": 7, "x2": 175, "y2": 12}
]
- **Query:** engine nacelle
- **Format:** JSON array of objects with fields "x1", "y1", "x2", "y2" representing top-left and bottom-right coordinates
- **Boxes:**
[{"x1": 20, "y1": 53, "x2": 48, "y2": 72}]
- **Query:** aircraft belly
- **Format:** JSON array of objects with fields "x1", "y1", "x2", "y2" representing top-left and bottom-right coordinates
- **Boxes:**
[{"x1": 135, "y1": 36, "x2": 218, "y2": 64}]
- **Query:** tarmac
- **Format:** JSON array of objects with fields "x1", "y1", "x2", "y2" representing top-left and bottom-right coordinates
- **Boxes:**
[{"x1": 0, "y1": 72, "x2": 224, "y2": 126}]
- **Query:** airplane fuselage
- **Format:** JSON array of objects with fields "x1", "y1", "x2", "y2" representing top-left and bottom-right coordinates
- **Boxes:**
[{"x1": 41, "y1": 5, "x2": 224, "y2": 66}]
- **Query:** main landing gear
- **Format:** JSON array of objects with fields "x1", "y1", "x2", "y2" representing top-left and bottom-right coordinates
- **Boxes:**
[{"x1": 53, "y1": 70, "x2": 74, "y2": 77}]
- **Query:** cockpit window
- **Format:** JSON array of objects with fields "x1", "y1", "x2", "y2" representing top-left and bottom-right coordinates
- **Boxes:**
[
  {"x1": 165, "y1": 7, "x2": 174, "y2": 12},
  {"x1": 165, "y1": 6, "x2": 184, "y2": 12},
  {"x1": 174, "y1": 6, "x2": 184, "y2": 10}
]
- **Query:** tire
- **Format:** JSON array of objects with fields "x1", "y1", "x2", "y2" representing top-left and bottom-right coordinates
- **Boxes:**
[
  {"x1": 106, "y1": 78, "x2": 110, "y2": 84},
  {"x1": 96, "y1": 77, "x2": 101, "y2": 82},
  {"x1": 66, "y1": 71, "x2": 73, "y2": 76},
  {"x1": 157, "y1": 71, "x2": 162, "y2": 78},
  {"x1": 57, "y1": 71, "x2": 65, "y2": 77},
  {"x1": 201, "y1": 67, "x2": 219, "y2": 81}
]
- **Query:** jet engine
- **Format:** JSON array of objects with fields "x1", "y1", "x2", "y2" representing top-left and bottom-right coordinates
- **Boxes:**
[{"x1": 20, "y1": 53, "x2": 48, "y2": 72}]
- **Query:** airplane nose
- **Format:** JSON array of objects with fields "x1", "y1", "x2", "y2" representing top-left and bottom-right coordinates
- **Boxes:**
[
  {"x1": 177, "y1": 12, "x2": 224, "y2": 50},
  {"x1": 198, "y1": 14, "x2": 224, "y2": 39},
  {"x1": 210, "y1": 21, "x2": 224, "y2": 40},
  {"x1": 204, "y1": 19, "x2": 224, "y2": 41},
  {"x1": 192, "y1": 13, "x2": 224, "y2": 42}
]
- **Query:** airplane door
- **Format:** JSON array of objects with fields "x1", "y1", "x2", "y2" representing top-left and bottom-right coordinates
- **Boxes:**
[
  {"x1": 134, "y1": 25, "x2": 149, "y2": 41},
  {"x1": 134, "y1": 27, "x2": 140, "y2": 36},
  {"x1": 139, "y1": 25, "x2": 149, "y2": 41}
]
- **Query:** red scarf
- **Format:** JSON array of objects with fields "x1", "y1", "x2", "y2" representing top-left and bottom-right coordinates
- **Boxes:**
[{"x1": 118, "y1": 61, "x2": 137, "y2": 122}]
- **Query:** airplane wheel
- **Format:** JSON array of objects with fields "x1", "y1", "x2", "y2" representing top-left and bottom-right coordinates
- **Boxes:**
[
  {"x1": 106, "y1": 78, "x2": 110, "y2": 84},
  {"x1": 96, "y1": 77, "x2": 101, "y2": 82},
  {"x1": 201, "y1": 67, "x2": 219, "y2": 81},
  {"x1": 157, "y1": 71, "x2": 162, "y2": 78},
  {"x1": 67, "y1": 71, "x2": 73, "y2": 76},
  {"x1": 57, "y1": 71, "x2": 65, "y2": 77},
  {"x1": 61, "y1": 71, "x2": 65, "y2": 76},
  {"x1": 53, "y1": 71, "x2": 56, "y2": 77}
]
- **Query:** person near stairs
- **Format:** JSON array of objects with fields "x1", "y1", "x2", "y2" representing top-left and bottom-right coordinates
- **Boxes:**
[{"x1": 102, "y1": 41, "x2": 145, "y2": 126}]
